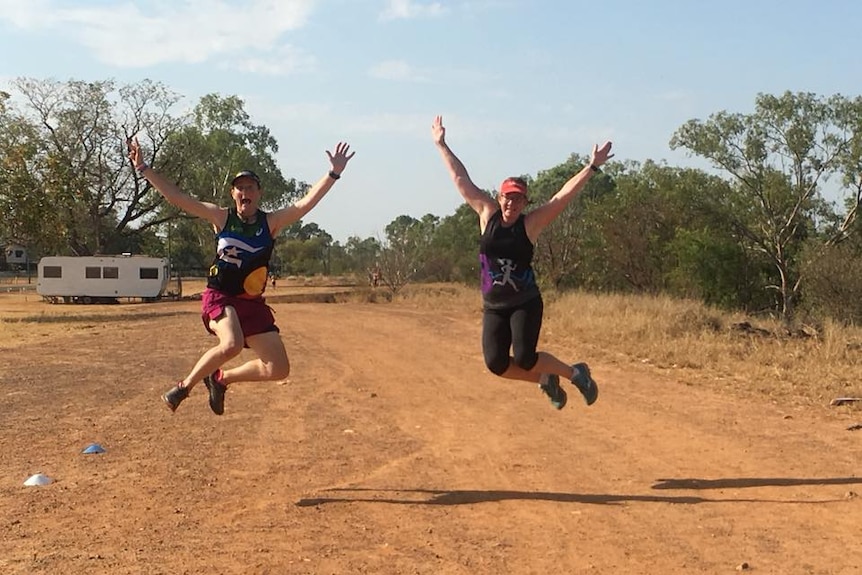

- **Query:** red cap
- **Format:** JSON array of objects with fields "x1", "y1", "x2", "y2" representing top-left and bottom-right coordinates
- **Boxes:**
[{"x1": 500, "y1": 178, "x2": 528, "y2": 196}]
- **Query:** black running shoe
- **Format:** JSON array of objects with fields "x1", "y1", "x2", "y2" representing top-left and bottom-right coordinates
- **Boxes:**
[
  {"x1": 539, "y1": 374, "x2": 567, "y2": 410},
  {"x1": 571, "y1": 363, "x2": 598, "y2": 405},
  {"x1": 203, "y1": 369, "x2": 226, "y2": 415},
  {"x1": 162, "y1": 383, "x2": 189, "y2": 412}
]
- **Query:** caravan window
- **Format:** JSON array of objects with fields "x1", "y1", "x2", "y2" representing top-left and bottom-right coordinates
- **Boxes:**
[
  {"x1": 140, "y1": 267, "x2": 159, "y2": 279},
  {"x1": 85, "y1": 266, "x2": 102, "y2": 279},
  {"x1": 43, "y1": 266, "x2": 62, "y2": 278},
  {"x1": 103, "y1": 267, "x2": 119, "y2": 279}
]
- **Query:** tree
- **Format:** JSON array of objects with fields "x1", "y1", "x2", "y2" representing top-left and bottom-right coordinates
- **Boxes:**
[
  {"x1": 2, "y1": 78, "x2": 187, "y2": 256},
  {"x1": 427, "y1": 203, "x2": 480, "y2": 283},
  {"x1": 798, "y1": 235, "x2": 862, "y2": 324},
  {"x1": 0, "y1": 78, "x2": 307, "y2": 264},
  {"x1": 378, "y1": 214, "x2": 436, "y2": 293},
  {"x1": 0, "y1": 90, "x2": 48, "y2": 253},
  {"x1": 136, "y1": 93, "x2": 305, "y2": 269},
  {"x1": 274, "y1": 221, "x2": 333, "y2": 275},
  {"x1": 341, "y1": 235, "x2": 382, "y2": 279},
  {"x1": 527, "y1": 155, "x2": 617, "y2": 290},
  {"x1": 670, "y1": 91, "x2": 862, "y2": 321}
]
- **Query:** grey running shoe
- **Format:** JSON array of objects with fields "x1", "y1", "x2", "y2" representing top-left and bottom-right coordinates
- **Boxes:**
[
  {"x1": 539, "y1": 374, "x2": 567, "y2": 410},
  {"x1": 162, "y1": 383, "x2": 189, "y2": 412},
  {"x1": 571, "y1": 363, "x2": 598, "y2": 405},
  {"x1": 203, "y1": 369, "x2": 226, "y2": 415}
]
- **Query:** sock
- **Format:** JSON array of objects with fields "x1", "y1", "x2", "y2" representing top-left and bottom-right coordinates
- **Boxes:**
[{"x1": 538, "y1": 373, "x2": 551, "y2": 386}]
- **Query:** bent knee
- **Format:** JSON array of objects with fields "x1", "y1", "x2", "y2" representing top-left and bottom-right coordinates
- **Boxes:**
[
  {"x1": 485, "y1": 356, "x2": 509, "y2": 376},
  {"x1": 272, "y1": 364, "x2": 290, "y2": 380},
  {"x1": 219, "y1": 339, "x2": 245, "y2": 357},
  {"x1": 512, "y1": 352, "x2": 538, "y2": 372},
  {"x1": 267, "y1": 358, "x2": 290, "y2": 381}
]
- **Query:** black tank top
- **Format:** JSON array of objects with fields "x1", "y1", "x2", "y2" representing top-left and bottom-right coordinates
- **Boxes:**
[{"x1": 478, "y1": 211, "x2": 540, "y2": 309}]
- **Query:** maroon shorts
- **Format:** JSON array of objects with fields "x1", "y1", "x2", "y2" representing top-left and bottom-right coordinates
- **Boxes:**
[{"x1": 201, "y1": 288, "x2": 279, "y2": 340}]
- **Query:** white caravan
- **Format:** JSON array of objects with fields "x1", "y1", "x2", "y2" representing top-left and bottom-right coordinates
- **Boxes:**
[{"x1": 37, "y1": 255, "x2": 171, "y2": 303}]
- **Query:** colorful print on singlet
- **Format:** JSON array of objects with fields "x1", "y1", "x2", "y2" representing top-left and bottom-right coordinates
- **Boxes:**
[
  {"x1": 478, "y1": 211, "x2": 540, "y2": 309},
  {"x1": 207, "y1": 209, "x2": 274, "y2": 298}
]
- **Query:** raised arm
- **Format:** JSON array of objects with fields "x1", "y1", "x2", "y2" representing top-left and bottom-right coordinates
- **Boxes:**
[
  {"x1": 524, "y1": 141, "x2": 614, "y2": 241},
  {"x1": 266, "y1": 142, "x2": 355, "y2": 237},
  {"x1": 432, "y1": 116, "x2": 497, "y2": 222},
  {"x1": 128, "y1": 137, "x2": 226, "y2": 229}
]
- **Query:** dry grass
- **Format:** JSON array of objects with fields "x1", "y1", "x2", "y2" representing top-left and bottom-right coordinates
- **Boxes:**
[
  {"x1": 385, "y1": 283, "x2": 862, "y2": 408},
  {"x1": 544, "y1": 290, "x2": 862, "y2": 408}
]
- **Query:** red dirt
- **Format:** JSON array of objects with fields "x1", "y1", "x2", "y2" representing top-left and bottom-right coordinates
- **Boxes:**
[{"x1": 1, "y1": 293, "x2": 860, "y2": 574}]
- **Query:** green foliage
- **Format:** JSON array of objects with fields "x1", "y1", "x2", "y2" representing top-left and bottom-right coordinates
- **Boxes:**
[
  {"x1": 273, "y1": 221, "x2": 334, "y2": 275},
  {"x1": 426, "y1": 203, "x2": 480, "y2": 283},
  {"x1": 164, "y1": 217, "x2": 213, "y2": 274},
  {"x1": 276, "y1": 237, "x2": 332, "y2": 276},
  {"x1": 340, "y1": 236, "x2": 382, "y2": 278},
  {"x1": 664, "y1": 228, "x2": 773, "y2": 310},
  {"x1": 157, "y1": 93, "x2": 302, "y2": 209},
  {"x1": 670, "y1": 91, "x2": 862, "y2": 320},
  {"x1": 529, "y1": 155, "x2": 585, "y2": 290},
  {"x1": 0, "y1": 78, "x2": 308, "y2": 264},
  {"x1": 377, "y1": 214, "x2": 436, "y2": 292},
  {"x1": 799, "y1": 236, "x2": 862, "y2": 324},
  {"x1": 5, "y1": 79, "x2": 862, "y2": 327}
]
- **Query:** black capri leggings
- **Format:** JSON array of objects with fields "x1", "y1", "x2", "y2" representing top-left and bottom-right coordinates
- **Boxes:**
[{"x1": 482, "y1": 296, "x2": 543, "y2": 376}]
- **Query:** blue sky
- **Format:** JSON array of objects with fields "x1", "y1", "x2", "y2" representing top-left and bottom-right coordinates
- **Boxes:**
[{"x1": 1, "y1": 0, "x2": 860, "y2": 242}]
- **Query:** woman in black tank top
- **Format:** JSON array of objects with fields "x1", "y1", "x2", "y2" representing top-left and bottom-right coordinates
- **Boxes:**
[{"x1": 432, "y1": 115, "x2": 612, "y2": 411}]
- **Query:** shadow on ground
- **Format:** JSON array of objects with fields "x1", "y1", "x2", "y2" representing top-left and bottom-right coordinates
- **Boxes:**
[{"x1": 295, "y1": 483, "x2": 853, "y2": 507}]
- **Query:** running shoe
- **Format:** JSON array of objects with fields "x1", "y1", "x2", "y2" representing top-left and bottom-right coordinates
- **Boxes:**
[
  {"x1": 162, "y1": 383, "x2": 189, "y2": 412},
  {"x1": 571, "y1": 363, "x2": 598, "y2": 405},
  {"x1": 539, "y1": 374, "x2": 567, "y2": 410},
  {"x1": 203, "y1": 369, "x2": 226, "y2": 415}
]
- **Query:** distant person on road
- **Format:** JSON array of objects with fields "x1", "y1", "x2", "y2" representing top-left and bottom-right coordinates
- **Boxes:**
[
  {"x1": 128, "y1": 137, "x2": 355, "y2": 415},
  {"x1": 431, "y1": 115, "x2": 612, "y2": 410}
]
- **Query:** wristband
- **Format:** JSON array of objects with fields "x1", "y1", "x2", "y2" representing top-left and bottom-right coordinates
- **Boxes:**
[
  {"x1": 328, "y1": 170, "x2": 341, "y2": 180},
  {"x1": 589, "y1": 164, "x2": 601, "y2": 173},
  {"x1": 136, "y1": 163, "x2": 149, "y2": 173}
]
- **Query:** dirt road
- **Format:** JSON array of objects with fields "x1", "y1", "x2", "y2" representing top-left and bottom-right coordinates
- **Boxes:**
[{"x1": 1, "y1": 296, "x2": 860, "y2": 574}]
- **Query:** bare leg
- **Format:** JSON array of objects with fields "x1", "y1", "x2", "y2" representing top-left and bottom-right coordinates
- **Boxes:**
[
  {"x1": 220, "y1": 330, "x2": 289, "y2": 385},
  {"x1": 498, "y1": 351, "x2": 574, "y2": 383},
  {"x1": 180, "y1": 306, "x2": 244, "y2": 390}
]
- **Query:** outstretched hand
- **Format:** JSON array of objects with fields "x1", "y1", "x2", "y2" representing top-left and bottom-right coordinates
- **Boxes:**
[
  {"x1": 326, "y1": 142, "x2": 355, "y2": 175},
  {"x1": 431, "y1": 115, "x2": 446, "y2": 146},
  {"x1": 127, "y1": 136, "x2": 144, "y2": 168},
  {"x1": 591, "y1": 141, "x2": 614, "y2": 168}
]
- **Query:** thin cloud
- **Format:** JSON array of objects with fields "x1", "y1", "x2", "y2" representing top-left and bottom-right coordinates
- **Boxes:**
[
  {"x1": 0, "y1": 0, "x2": 317, "y2": 68},
  {"x1": 0, "y1": 0, "x2": 58, "y2": 27},
  {"x1": 379, "y1": 0, "x2": 446, "y2": 21},
  {"x1": 344, "y1": 112, "x2": 431, "y2": 135},
  {"x1": 228, "y1": 45, "x2": 318, "y2": 76},
  {"x1": 246, "y1": 98, "x2": 334, "y2": 124},
  {"x1": 368, "y1": 60, "x2": 429, "y2": 82}
]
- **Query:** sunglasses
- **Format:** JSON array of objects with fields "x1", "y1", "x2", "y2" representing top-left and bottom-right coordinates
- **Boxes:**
[{"x1": 501, "y1": 194, "x2": 527, "y2": 204}]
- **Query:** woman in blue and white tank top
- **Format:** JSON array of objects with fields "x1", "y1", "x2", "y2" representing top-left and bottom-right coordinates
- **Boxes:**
[{"x1": 129, "y1": 138, "x2": 355, "y2": 415}]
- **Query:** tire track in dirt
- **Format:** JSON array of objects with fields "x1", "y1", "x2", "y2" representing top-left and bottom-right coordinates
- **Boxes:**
[
  {"x1": 272, "y1": 303, "x2": 862, "y2": 574},
  {"x1": 1, "y1": 298, "x2": 860, "y2": 574}
]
